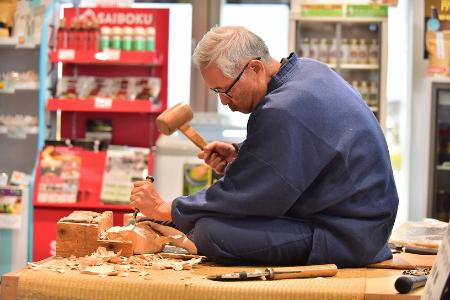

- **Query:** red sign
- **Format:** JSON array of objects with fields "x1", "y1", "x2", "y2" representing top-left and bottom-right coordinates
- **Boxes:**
[{"x1": 64, "y1": 7, "x2": 168, "y2": 27}]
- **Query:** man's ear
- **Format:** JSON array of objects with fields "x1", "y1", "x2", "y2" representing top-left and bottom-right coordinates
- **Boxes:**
[{"x1": 251, "y1": 61, "x2": 263, "y2": 73}]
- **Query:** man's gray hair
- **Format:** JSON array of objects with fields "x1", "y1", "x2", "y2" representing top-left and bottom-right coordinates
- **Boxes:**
[{"x1": 192, "y1": 26, "x2": 271, "y2": 78}]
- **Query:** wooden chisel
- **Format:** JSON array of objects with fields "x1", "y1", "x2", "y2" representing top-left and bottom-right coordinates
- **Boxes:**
[{"x1": 207, "y1": 264, "x2": 338, "y2": 281}]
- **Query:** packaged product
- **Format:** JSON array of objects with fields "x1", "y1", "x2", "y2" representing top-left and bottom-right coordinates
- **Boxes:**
[
  {"x1": 369, "y1": 39, "x2": 379, "y2": 65},
  {"x1": 0, "y1": 0, "x2": 16, "y2": 37},
  {"x1": 134, "y1": 26, "x2": 145, "y2": 51},
  {"x1": 146, "y1": 27, "x2": 155, "y2": 51},
  {"x1": 426, "y1": 30, "x2": 450, "y2": 76}
]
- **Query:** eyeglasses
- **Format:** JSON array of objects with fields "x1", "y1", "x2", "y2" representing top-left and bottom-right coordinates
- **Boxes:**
[{"x1": 210, "y1": 57, "x2": 261, "y2": 99}]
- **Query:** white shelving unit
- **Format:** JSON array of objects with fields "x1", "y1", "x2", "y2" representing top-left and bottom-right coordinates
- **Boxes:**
[
  {"x1": 288, "y1": 3, "x2": 388, "y2": 131},
  {"x1": 0, "y1": 42, "x2": 38, "y2": 275}
]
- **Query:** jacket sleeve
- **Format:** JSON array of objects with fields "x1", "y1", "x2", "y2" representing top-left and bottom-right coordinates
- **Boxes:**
[{"x1": 171, "y1": 105, "x2": 337, "y2": 233}]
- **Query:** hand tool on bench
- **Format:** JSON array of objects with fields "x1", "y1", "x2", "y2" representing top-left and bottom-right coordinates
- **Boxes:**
[
  {"x1": 207, "y1": 264, "x2": 338, "y2": 281},
  {"x1": 394, "y1": 275, "x2": 428, "y2": 294},
  {"x1": 156, "y1": 102, "x2": 207, "y2": 150}
]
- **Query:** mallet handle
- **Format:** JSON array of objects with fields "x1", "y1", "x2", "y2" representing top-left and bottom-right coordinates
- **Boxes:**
[
  {"x1": 266, "y1": 264, "x2": 338, "y2": 280},
  {"x1": 179, "y1": 123, "x2": 207, "y2": 150}
]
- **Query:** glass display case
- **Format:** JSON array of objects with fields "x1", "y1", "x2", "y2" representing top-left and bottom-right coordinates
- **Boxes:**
[
  {"x1": 289, "y1": 7, "x2": 388, "y2": 130},
  {"x1": 429, "y1": 82, "x2": 450, "y2": 222}
]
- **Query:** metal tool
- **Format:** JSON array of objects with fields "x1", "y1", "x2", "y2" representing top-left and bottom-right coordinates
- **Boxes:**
[
  {"x1": 130, "y1": 175, "x2": 154, "y2": 225},
  {"x1": 207, "y1": 264, "x2": 338, "y2": 281},
  {"x1": 394, "y1": 275, "x2": 428, "y2": 294}
]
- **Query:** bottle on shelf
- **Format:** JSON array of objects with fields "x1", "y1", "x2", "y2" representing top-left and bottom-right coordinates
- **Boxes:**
[
  {"x1": 369, "y1": 81, "x2": 378, "y2": 107},
  {"x1": 57, "y1": 18, "x2": 67, "y2": 49},
  {"x1": 0, "y1": 173, "x2": 8, "y2": 187},
  {"x1": 78, "y1": 20, "x2": 88, "y2": 51},
  {"x1": 146, "y1": 27, "x2": 156, "y2": 52},
  {"x1": 359, "y1": 81, "x2": 369, "y2": 103},
  {"x1": 358, "y1": 39, "x2": 369, "y2": 64},
  {"x1": 134, "y1": 27, "x2": 146, "y2": 51},
  {"x1": 299, "y1": 38, "x2": 310, "y2": 58},
  {"x1": 111, "y1": 26, "x2": 122, "y2": 50},
  {"x1": 100, "y1": 27, "x2": 111, "y2": 50},
  {"x1": 122, "y1": 26, "x2": 133, "y2": 51},
  {"x1": 349, "y1": 39, "x2": 359, "y2": 64},
  {"x1": 427, "y1": 5, "x2": 440, "y2": 32},
  {"x1": 341, "y1": 38, "x2": 350, "y2": 64},
  {"x1": 368, "y1": 39, "x2": 379, "y2": 65},
  {"x1": 87, "y1": 20, "x2": 99, "y2": 51},
  {"x1": 309, "y1": 38, "x2": 319, "y2": 60},
  {"x1": 68, "y1": 18, "x2": 80, "y2": 50},
  {"x1": 329, "y1": 38, "x2": 337, "y2": 65},
  {"x1": 351, "y1": 80, "x2": 359, "y2": 91},
  {"x1": 318, "y1": 38, "x2": 329, "y2": 63}
]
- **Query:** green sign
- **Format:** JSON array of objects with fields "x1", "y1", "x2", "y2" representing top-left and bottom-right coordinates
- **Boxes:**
[
  {"x1": 346, "y1": 4, "x2": 388, "y2": 17},
  {"x1": 300, "y1": 4, "x2": 343, "y2": 17}
]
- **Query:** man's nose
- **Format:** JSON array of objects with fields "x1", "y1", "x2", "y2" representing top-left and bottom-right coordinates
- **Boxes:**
[{"x1": 219, "y1": 94, "x2": 230, "y2": 105}]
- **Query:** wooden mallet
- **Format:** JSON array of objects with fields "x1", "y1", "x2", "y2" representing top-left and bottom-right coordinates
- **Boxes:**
[{"x1": 155, "y1": 103, "x2": 207, "y2": 149}]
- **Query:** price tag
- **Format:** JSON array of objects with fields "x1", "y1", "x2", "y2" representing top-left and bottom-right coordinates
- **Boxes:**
[
  {"x1": 94, "y1": 97, "x2": 112, "y2": 109},
  {"x1": 58, "y1": 49, "x2": 75, "y2": 60},
  {"x1": 104, "y1": 49, "x2": 121, "y2": 60}
]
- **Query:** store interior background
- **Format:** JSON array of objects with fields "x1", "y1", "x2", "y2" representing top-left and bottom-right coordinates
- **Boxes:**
[
  {"x1": 134, "y1": 0, "x2": 413, "y2": 226},
  {"x1": 0, "y1": 0, "x2": 444, "y2": 274}
]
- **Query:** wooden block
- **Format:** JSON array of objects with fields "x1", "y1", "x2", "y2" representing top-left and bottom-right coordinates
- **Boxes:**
[
  {"x1": 56, "y1": 211, "x2": 113, "y2": 257},
  {"x1": 123, "y1": 213, "x2": 133, "y2": 226},
  {"x1": 122, "y1": 212, "x2": 144, "y2": 226},
  {"x1": 97, "y1": 211, "x2": 113, "y2": 232},
  {"x1": 0, "y1": 270, "x2": 20, "y2": 300},
  {"x1": 97, "y1": 240, "x2": 133, "y2": 257}
]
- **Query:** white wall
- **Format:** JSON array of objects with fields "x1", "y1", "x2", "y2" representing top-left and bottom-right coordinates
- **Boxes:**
[
  {"x1": 386, "y1": 0, "x2": 410, "y2": 228},
  {"x1": 219, "y1": 3, "x2": 290, "y2": 127},
  {"x1": 133, "y1": 2, "x2": 192, "y2": 108},
  {"x1": 409, "y1": 1, "x2": 431, "y2": 220}
]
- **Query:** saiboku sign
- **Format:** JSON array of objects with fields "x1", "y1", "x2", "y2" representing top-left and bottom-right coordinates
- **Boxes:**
[{"x1": 79, "y1": 9, "x2": 154, "y2": 26}]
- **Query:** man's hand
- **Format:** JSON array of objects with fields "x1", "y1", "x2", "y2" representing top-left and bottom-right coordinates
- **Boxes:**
[
  {"x1": 197, "y1": 141, "x2": 238, "y2": 175},
  {"x1": 130, "y1": 180, "x2": 172, "y2": 221}
]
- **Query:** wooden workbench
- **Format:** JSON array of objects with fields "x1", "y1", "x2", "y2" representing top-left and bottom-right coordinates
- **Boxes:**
[{"x1": 0, "y1": 258, "x2": 425, "y2": 300}]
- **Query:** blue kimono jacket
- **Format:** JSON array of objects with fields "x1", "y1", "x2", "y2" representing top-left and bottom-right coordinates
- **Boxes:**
[{"x1": 172, "y1": 53, "x2": 398, "y2": 267}]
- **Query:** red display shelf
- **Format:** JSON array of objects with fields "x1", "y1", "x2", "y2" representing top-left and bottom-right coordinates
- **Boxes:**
[
  {"x1": 47, "y1": 98, "x2": 164, "y2": 113},
  {"x1": 50, "y1": 49, "x2": 163, "y2": 65},
  {"x1": 33, "y1": 201, "x2": 131, "y2": 211}
]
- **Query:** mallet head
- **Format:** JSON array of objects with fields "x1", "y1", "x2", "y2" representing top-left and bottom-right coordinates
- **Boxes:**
[{"x1": 156, "y1": 103, "x2": 194, "y2": 135}]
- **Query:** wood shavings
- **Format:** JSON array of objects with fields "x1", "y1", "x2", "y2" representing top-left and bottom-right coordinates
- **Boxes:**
[
  {"x1": 59, "y1": 211, "x2": 101, "y2": 224},
  {"x1": 79, "y1": 256, "x2": 99, "y2": 266},
  {"x1": 28, "y1": 262, "x2": 70, "y2": 274},
  {"x1": 79, "y1": 265, "x2": 120, "y2": 276},
  {"x1": 107, "y1": 256, "x2": 122, "y2": 264},
  {"x1": 157, "y1": 253, "x2": 206, "y2": 260},
  {"x1": 95, "y1": 246, "x2": 120, "y2": 259},
  {"x1": 27, "y1": 263, "x2": 40, "y2": 269},
  {"x1": 139, "y1": 271, "x2": 150, "y2": 277},
  {"x1": 26, "y1": 244, "x2": 204, "y2": 279},
  {"x1": 99, "y1": 231, "x2": 108, "y2": 240}
]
